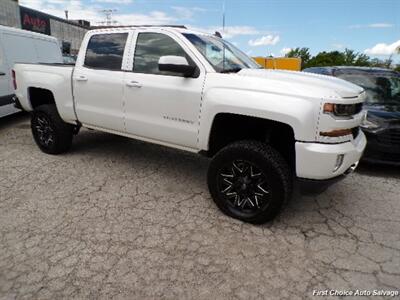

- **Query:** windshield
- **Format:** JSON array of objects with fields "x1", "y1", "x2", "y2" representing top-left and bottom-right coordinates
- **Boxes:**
[
  {"x1": 183, "y1": 33, "x2": 261, "y2": 73},
  {"x1": 337, "y1": 71, "x2": 400, "y2": 105}
]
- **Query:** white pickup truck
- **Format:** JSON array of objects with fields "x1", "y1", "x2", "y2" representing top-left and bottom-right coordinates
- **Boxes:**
[{"x1": 13, "y1": 25, "x2": 367, "y2": 223}]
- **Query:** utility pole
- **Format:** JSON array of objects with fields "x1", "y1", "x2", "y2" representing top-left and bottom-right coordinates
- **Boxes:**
[{"x1": 100, "y1": 9, "x2": 118, "y2": 26}]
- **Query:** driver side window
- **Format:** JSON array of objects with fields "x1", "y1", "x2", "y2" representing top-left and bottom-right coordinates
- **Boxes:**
[{"x1": 133, "y1": 32, "x2": 194, "y2": 76}]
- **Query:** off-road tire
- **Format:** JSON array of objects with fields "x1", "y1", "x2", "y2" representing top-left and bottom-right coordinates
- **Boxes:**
[
  {"x1": 31, "y1": 104, "x2": 73, "y2": 154},
  {"x1": 207, "y1": 140, "x2": 292, "y2": 224}
]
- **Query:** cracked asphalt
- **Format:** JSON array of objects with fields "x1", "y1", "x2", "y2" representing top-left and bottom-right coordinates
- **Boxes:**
[{"x1": 1, "y1": 113, "x2": 399, "y2": 300}]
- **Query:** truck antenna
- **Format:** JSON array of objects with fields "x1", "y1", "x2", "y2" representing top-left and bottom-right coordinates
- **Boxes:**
[{"x1": 222, "y1": 0, "x2": 226, "y2": 71}]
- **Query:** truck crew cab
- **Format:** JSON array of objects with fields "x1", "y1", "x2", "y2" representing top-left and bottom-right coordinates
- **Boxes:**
[{"x1": 13, "y1": 25, "x2": 367, "y2": 223}]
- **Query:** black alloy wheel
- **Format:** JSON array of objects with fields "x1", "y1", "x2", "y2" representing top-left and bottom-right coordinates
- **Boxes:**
[
  {"x1": 217, "y1": 160, "x2": 271, "y2": 214},
  {"x1": 33, "y1": 114, "x2": 55, "y2": 149}
]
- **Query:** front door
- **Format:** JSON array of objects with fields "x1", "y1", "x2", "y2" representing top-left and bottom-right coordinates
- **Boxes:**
[
  {"x1": 123, "y1": 31, "x2": 205, "y2": 149},
  {"x1": 73, "y1": 32, "x2": 129, "y2": 132}
]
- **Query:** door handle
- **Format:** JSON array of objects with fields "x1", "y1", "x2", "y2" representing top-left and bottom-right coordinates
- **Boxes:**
[
  {"x1": 0, "y1": 72, "x2": 6, "y2": 76},
  {"x1": 75, "y1": 75, "x2": 88, "y2": 82},
  {"x1": 126, "y1": 81, "x2": 142, "y2": 88}
]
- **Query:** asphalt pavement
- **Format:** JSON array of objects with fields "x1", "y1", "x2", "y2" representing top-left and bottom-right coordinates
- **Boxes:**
[{"x1": 1, "y1": 113, "x2": 399, "y2": 299}]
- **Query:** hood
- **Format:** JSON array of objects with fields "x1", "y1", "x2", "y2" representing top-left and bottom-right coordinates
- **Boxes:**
[{"x1": 238, "y1": 69, "x2": 364, "y2": 99}]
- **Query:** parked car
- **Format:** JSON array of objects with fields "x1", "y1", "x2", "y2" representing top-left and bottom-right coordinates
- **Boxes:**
[
  {"x1": 304, "y1": 66, "x2": 400, "y2": 165},
  {"x1": 13, "y1": 26, "x2": 366, "y2": 223},
  {"x1": 0, "y1": 25, "x2": 63, "y2": 118}
]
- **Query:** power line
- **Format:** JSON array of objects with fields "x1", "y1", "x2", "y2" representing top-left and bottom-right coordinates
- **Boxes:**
[{"x1": 99, "y1": 9, "x2": 118, "y2": 26}]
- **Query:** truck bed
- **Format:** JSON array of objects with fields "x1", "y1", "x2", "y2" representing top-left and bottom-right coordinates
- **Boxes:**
[
  {"x1": 13, "y1": 63, "x2": 77, "y2": 123},
  {"x1": 15, "y1": 62, "x2": 74, "y2": 67}
]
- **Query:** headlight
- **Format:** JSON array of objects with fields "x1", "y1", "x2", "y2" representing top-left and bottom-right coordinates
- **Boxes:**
[
  {"x1": 323, "y1": 103, "x2": 363, "y2": 117},
  {"x1": 361, "y1": 118, "x2": 379, "y2": 129},
  {"x1": 360, "y1": 112, "x2": 381, "y2": 130}
]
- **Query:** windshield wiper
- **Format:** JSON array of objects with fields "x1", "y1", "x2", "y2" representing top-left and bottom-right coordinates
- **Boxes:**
[{"x1": 220, "y1": 67, "x2": 242, "y2": 73}]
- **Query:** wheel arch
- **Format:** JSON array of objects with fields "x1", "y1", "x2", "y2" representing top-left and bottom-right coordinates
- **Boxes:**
[
  {"x1": 204, "y1": 112, "x2": 296, "y2": 169},
  {"x1": 28, "y1": 87, "x2": 56, "y2": 109}
]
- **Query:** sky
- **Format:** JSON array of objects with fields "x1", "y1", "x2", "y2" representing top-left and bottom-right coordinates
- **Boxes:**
[{"x1": 19, "y1": 0, "x2": 400, "y2": 61}]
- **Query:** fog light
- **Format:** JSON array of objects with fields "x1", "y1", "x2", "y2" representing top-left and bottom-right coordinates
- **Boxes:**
[{"x1": 333, "y1": 154, "x2": 344, "y2": 172}]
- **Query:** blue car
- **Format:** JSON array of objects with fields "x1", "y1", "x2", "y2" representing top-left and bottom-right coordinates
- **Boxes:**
[{"x1": 304, "y1": 66, "x2": 400, "y2": 165}]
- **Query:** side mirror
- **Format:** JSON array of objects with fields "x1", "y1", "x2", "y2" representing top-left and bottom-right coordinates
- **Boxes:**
[{"x1": 158, "y1": 56, "x2": 196, "y2": 77}]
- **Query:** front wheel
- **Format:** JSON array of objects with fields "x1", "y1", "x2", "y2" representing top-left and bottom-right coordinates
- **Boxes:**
[
  {"x1": 31, "y1": 105, "x2": 74, "y2": 154},
  {"x1": 207, "y1": 140, "x2": 292, "y2": 224}
]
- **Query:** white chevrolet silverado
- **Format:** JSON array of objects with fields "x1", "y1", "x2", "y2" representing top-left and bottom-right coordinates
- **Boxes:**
[{"x1": 13, "y1": 26, "x2": 367, "y2": 223}]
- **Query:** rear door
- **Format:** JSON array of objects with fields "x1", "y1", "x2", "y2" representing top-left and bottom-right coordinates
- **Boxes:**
[{"x1": 73, "y1": 32, "x2": 130, "y2": 132}]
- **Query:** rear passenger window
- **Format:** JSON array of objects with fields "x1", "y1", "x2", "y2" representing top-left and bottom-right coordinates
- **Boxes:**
[{"x1": 85, "y1": 33, "x2": 128, "y2": 70}]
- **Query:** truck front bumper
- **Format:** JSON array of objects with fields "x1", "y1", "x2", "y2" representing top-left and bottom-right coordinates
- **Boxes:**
[{"x1": 295, "y1": 131, "x2": 367, "y2": 180}]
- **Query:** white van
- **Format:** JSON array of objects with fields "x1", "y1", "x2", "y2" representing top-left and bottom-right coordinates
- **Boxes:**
[{"x1": 0, "y1": 25, "x2": 63, "y2": 117}]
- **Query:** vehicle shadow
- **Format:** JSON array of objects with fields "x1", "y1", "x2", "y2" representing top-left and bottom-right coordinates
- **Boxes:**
[
  {"x1": 70, "y1": 129, "x2": 210, "y2": 185},
  {"x1": 356, "y1": 161, "x2": 400, "y2": 179},
  {"x1": 0, "y1": 112, "x2": 29, "y2": 130},
  {"x1": 73, "y1": 130, "x2": 392, "y2": 201}
]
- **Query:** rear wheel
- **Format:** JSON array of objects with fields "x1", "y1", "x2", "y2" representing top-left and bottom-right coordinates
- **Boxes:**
[
  {"x1": 31, "y1": 105, "x2": 73, "y2": 154},
  {"x1": 207, "y1": 140, "x2": 292, "y2": 224}
]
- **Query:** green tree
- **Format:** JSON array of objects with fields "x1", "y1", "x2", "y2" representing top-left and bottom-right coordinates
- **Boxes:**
[
  {"x1": 283, "y1": 47, "x2": 400, "y2": 70},
  {"x1": 370, "y1": 57, "x2": 392, "y2": 68},
  {"x1": 285, "y1": 47, "x2": 311, "y2": 69},
  {"x1": 343, "y1": 49, "x2": 357, "y2": 65},
  {"x1": 303, "y1": 49, "x2": 371, "y2": 68},
  {"x1": 392, "y1": 46, "x2": 399, "y2": 72},
  {"x1": 343, "y1": 49, "x2": 370, "y2": 66},
  {"x1": 353, "y1": 53, "x2": 370, "y2": 66},
  {"x1": 305, "y1": 51, "x2": 345, "y2": 68}
]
